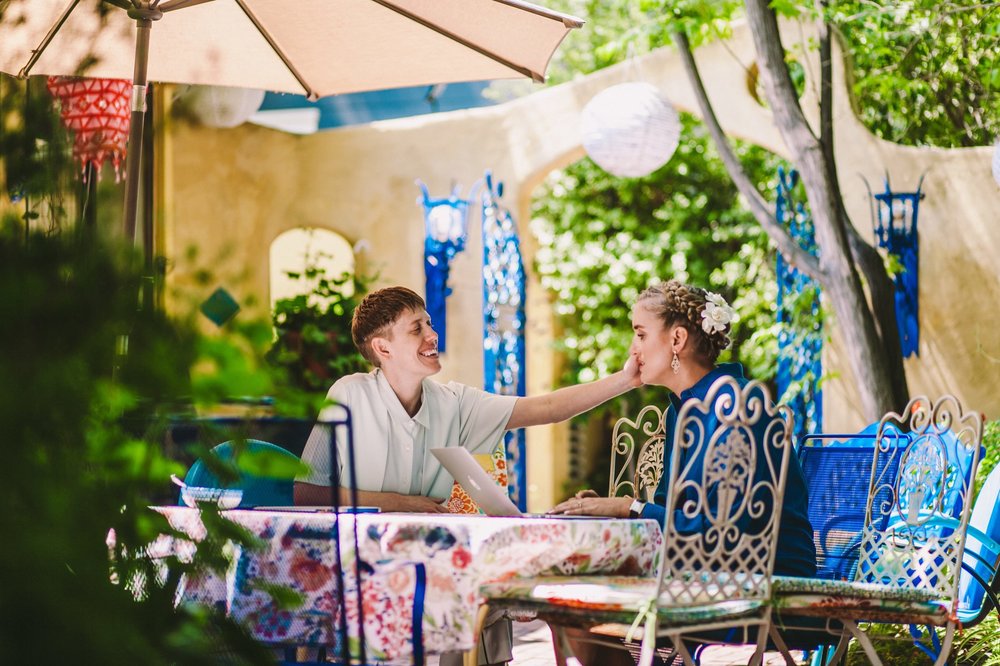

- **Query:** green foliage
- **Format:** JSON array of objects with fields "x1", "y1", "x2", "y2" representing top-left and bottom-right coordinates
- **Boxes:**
[
  {"x1": 955, "y1": 610, "x2": 1000, "y2": 665},
  {"x1": 830, "y1": 1, "x2": 1000, "y2": 147},
  {"x1": 540, "y1": 0, "x2": 743, "y2": 85},
  {"x1": 268, "y1": 259, "x2": 371, "y2": 392},
  {"x1": 975, "y1": 419, "x2": 1000, "y2": 503},
  {"x1": 532, "y1": 113, "x2": 784, "y2": 401},
  {"x1": 545, "y1": 1, "x2": 998, "y2": 148},
  {"x1": 0, "y1": 228, "x2": 275, "y2": 664},
  {"x1": 0, "y1": 76, "x2": 75, "y2": 226}
]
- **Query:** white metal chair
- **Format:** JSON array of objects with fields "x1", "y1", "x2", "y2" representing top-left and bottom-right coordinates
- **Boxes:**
[
  {"x1": 609, "y1": 404, "x2": 665, "y2": 501},
  {"x1": 770, "y1": 395, "x2": 984, "y2": 665},
  {"x1": 479, "y1": 376, "x2": 796, "y2": 666}
]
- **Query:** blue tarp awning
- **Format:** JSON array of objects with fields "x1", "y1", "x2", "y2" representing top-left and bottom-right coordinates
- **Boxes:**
[{"x1": 251, "y1": 82, "x2": 495, "y2": 134}]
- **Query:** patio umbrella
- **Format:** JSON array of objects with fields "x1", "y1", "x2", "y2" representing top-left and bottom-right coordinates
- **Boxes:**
[{"x1": 0, "y1": 0, "x2": 582, "y2": 242}]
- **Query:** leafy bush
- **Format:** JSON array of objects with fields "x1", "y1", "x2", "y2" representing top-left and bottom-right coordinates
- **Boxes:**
[
  {"x1": 976, "y1": 419, "x2": 1000, "y2": 496},
  {"x1": 0, "y1": 228, "x2": 285, "y2": 663},
  {"x1": 269, "y1": 263, "x2": 371, "y2": 392}
]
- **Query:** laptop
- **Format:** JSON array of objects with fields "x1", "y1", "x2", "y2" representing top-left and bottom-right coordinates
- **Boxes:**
[{"x1": 431, "y1": 447, "x2": 591, "y2": 518}]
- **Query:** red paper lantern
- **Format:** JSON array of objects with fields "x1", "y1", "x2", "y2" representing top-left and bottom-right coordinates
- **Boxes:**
[{"x1": 46, "y1": 77, "x2": 132, "y2": 181}]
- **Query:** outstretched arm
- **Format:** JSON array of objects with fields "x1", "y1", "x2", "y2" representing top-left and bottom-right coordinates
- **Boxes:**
[
  {"x1": 294, "y1": 482, "x2": 449, "y2": 513},
  {"x1": 505, "y1": 357, "x2": 641, "y2": 430}
]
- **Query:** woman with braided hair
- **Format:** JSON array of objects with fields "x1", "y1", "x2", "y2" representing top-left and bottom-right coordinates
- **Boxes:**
[{"x1": 550, "y1": 279, "x2": 816, "y2": 578}]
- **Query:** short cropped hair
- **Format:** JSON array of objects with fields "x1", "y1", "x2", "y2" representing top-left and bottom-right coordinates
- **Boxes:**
[{"x1": 351, "y1": 286, "x2": 426, "y2": 367}]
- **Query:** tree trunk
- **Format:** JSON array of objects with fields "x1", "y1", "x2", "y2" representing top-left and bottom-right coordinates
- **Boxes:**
[
  {"x1": 817, "y1": 12, "x2": 910, "y2": 411},
  {"x1": 672, "y1": 1, "x2": 910, "y2": 422}
]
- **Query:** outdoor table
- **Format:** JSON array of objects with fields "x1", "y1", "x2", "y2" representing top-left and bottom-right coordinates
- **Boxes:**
[{"x1": 153, "y1": 508, "x2": 662, "y2": 660}]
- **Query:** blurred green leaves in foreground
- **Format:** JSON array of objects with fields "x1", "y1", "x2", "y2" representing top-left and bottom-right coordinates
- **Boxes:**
[{"x1": 0, "y1": 226, "x2": 312, "y2": 664}]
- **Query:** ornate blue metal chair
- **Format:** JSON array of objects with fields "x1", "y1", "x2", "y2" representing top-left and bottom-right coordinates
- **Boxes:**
[{"x1": 796, "y1": 429, "x2": 906, "y2": 582}]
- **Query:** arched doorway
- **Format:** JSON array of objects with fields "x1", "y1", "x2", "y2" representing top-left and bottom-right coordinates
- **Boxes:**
[{"x1": 269, "y1": 227, "x2": 356, "y2": 310}]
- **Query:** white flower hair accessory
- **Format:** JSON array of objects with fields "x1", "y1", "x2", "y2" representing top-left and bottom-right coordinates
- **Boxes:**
[{"x1": 701, "y1": 292, "x2": 735, "y2": 335}]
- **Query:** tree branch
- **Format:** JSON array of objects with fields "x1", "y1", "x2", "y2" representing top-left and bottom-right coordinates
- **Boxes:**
[
  {"x1": 671, "y1": 29, "x2": 823, "y2": 282},
  {"x1": 819, "y1": 6, "x2": 908, "y2": 406},
  {"x1": 742, "y1": 0, "x2": 903, "y2": 417},
  {"x1": 843, "y1": 220, "x2": 909, "y2": 406},
  {"x1": 743, "y1": 0, "x2": 822, "y2": 158},
  {"x1": 817, "y1": 4, "x2": 834, "y2": 173}
]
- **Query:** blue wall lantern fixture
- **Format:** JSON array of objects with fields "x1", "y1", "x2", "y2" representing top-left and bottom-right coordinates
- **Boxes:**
[
  {"x1": 865, "y1": 175, "x2": 925, "y2": 358},
  {"x1": 775, "y1": 167, "x2": 823, "y2": 441},
  {"x1": 480, "y1": 171, "x2": 528, "y2": 512},
  {"x1": 416, "y1": 180, "x2": 473, "y2": 354}
]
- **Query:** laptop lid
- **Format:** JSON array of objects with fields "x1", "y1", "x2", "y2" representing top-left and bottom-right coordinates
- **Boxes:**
[{"x1": 431, "y1": 447, "x2": 522, "y2": 517}]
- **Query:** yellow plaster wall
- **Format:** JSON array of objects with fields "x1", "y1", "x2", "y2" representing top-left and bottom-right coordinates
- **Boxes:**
[{"x1": 161, "y1": 20, "x2": 1000, "y2": 511}]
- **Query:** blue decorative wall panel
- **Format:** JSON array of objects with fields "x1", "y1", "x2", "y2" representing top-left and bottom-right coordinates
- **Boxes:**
[{"x1": 775, "y1": 167, "x2": 823, "y2": 440}]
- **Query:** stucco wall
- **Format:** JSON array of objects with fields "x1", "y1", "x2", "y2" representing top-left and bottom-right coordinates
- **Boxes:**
[{"x1": 161, "y1": 19, "x2": 1000, "y2": 511}]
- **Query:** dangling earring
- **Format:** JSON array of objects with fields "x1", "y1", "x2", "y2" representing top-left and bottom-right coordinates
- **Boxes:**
[{"x1": 671, "y1": 352, "x2": 681, "y2": 374}]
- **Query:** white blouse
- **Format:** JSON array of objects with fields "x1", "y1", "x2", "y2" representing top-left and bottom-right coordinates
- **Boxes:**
[{"x1": 298, "y1": 369, "x2": 517, "y2": 498}]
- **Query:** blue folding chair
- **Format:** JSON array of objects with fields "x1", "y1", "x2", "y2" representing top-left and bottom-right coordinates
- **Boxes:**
[
  {"x1": 797, "y1": 429, "x2": 905, "y2": 581},
  {"x1": 181, "y1": 438, "x2": 301, "y2": 507},
  {"x1": 795, "y1": 427, "x2": 908, "y2": 665}
]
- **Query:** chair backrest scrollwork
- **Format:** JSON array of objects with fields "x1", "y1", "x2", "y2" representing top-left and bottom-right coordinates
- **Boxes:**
[
  {"x1": 656, "y1": 376, "x2": 794, "y2": 607},
  {"x1": 857, "y1": 395, "x2": 983, "y2": 603},
  {"x1": 609, "y1": 404, "x2": 665, "y2": 501}
]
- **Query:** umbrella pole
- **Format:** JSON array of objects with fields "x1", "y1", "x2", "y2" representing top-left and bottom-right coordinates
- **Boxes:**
[{"x1": 122, "y1": 15, "x2": 155, "y2": 243}]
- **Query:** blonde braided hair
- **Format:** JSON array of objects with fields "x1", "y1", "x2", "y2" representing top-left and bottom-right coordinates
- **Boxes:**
[{"x1": 637, "y1": 280, "x2": 732, "y2": 363}]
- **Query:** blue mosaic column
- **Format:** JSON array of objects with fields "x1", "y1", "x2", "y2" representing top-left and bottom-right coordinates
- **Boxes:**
[
  {"x1": 775, "y1": 166, "x2": 823, "y2": 440},
  {"x1": 480, "y1": 171, "x2": 527, "y2": 511}
]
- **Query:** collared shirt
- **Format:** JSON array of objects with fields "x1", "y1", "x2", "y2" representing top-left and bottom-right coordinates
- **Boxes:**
[
  {"x1": 640, "y1": 363, "x2": 817, "y2": 578},
  {"x1": 297, "y1": 369, "x2": 518, "y2": 499}
]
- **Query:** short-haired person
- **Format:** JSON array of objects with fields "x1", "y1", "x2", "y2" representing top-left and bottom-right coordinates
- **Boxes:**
[
  {"x1": 295, "y1": 286, "x2": 640, "y2": 510},
  {"x1": 547, "y1": 280, "x2": 816, "y2": 666},
  {"x1": 295, "y1": 286, "x2": 641, "y2": 666}
]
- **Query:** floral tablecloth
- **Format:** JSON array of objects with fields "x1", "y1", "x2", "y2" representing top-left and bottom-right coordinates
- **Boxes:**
[{"x1": 154, "y1": 508, "x2": 661, "y2": 660}]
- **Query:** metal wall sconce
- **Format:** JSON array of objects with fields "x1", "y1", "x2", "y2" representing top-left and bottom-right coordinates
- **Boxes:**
[
  {"x1": 866, "y1": 175, "x2": 925, "y2": 358},
  {"x1": 416, "y1": 180, "x2": 474, "y2": 354}
]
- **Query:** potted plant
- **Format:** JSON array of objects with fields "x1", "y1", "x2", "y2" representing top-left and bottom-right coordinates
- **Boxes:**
[{"x1": 269, "y1": 263, "x2": 372, "y2": 393}]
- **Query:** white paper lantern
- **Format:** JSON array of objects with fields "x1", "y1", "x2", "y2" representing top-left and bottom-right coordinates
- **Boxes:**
[
  {"x1": 580, "y1": 82, "x2": 681, "y2": 178},
  {"x1": 187, "y1": 85, "x2": 266, "y2": 128},
  {"x1": 993, "y1": 139, "x2": 1000, "y2": 187}
]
